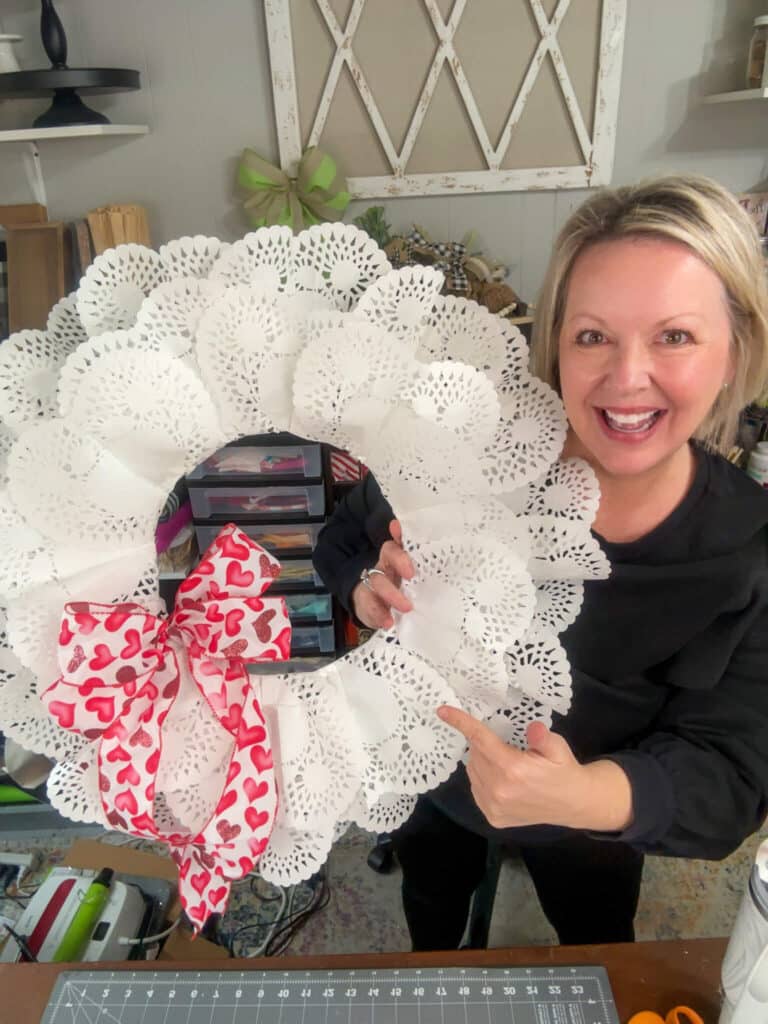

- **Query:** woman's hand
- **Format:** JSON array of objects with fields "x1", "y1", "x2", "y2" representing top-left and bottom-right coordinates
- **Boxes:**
[
  {"x1": 437, "y1": 705, "x2": 634, "y2": 833},
  {"x1": 351, "y1": 520, "x2": 415, "y2": 630}
]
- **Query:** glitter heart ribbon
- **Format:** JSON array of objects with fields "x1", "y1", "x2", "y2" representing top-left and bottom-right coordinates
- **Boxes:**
[{"x1": 41, "y1": 523, "x2": 292, "y2": 929}]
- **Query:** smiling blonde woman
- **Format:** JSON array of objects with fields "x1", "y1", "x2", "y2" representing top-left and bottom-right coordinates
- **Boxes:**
[
  {"x1": 314, "y1": 174, "x2": 768, "y2": 951},
  {"x1": 533, "y1": 174, "x2": 768, "y2": 458}
]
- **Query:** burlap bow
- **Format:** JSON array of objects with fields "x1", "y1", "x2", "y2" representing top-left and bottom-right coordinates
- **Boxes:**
[{"x1": 238, "y1": 146, "x2": 351, "y2": 231}]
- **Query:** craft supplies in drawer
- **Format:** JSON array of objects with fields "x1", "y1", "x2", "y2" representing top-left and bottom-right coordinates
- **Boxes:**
[
  {"x1": 195, "y1": 522, "x2": 324, "y2": 557},
  {"x1": 285, "y1": 592, "x2": 333, "y2": 623},
  {"x1": 188, "y1": 484, "x2": 325, "y2": 521},
  {"x1": 189, "y1": 444, "x2": 322, "y2": 483},
  {"x1": 270, "y1": 558, "x2": 324, "y2": 592},
  {"x1": 291, "y1": 624, "x2": 335, "y2": 655}
]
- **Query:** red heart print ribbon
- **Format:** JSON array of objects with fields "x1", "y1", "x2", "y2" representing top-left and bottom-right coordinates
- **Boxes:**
[{"x1": 41, "y1": 523, "x2": 292, "y2": 929}]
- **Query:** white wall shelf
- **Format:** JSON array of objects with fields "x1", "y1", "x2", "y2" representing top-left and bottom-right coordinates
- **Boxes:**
[
  {"x1": 0, "y1": 124, "x2": 148, "y2": 142},
  {"x1": 0, "y1": 124, "x2": 149, "y2": 207},
  {"x1": 703, "y1": 88, "x2": 768, "y2": 104}
]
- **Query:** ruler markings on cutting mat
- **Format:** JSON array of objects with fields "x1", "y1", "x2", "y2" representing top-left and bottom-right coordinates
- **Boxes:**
[{"x1": 42, "y1": 967, "x2": 620, "y2": 1024}]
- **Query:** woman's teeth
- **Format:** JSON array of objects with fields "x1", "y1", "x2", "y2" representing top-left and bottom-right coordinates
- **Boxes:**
[{"x1": 602, "y1": 409, "x2": 662, "y2": 433}]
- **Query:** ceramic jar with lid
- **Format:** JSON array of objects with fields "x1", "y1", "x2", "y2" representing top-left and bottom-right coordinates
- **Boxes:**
[{"x1": 747, "y1": 16, "x2": 768, "y2": 89}]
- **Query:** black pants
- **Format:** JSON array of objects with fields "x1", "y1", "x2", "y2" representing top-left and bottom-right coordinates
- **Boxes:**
[{"x1": 392, "y1": 796, "x2": 644, "y2": 950}]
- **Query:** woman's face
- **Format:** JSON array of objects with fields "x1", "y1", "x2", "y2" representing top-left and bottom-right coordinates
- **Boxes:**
[{"x1": 557, "y1": 236, "x2": 734, "y2": 478}]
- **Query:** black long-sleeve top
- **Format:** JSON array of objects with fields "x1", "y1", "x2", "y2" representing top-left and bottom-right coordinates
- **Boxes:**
[{"x1": 313, "y1": 448, "x2": 768, "y2": 860}]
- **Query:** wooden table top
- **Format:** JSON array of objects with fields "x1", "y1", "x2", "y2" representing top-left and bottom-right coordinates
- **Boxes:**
[{"x1": 0, "y1": 938, "x2": 727, "y2": 1024}]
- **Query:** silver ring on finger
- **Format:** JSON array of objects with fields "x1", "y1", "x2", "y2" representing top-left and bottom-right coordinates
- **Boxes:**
[{"x1": 360, "y1": 567, "x2": 387, "y2": 591}]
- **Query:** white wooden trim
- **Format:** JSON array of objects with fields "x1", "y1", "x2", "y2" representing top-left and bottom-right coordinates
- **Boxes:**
[
  {"x1": 421, "y1": 0, "x2": 496, "y2": 167},
  {"x1": 312, "y1": 0, "x2": 401, "y2": 171},
  {"x1": 589, "y1": 0, "x2": 626, "y2": 185},
  {"x1": 494, "y1": 0, "x2": 570, "y2": 164},
  {"x1": 528, "y1": 0, "x2": 591, "y2": 164},
  {"x1": 309, "y1": 0, "x2": 366, "y2": 148},
  {"x1": 264, "y1": 0, "x2": 302, "y2": 170},
  {"x1": 265, "y1": 0, "x2": 627, "y2": 195},
  {"x1": 397, "y1": 29, "x2": 452, "y2": 170},
  {"x1": 400, "y1": 0, "x2": 479, "y2": 168},
  {"x1": 348, "y1": 165, "x2": 596, "y2": 199}
]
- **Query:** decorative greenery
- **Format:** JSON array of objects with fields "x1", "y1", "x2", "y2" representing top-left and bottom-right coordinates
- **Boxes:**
[{"x1": 353, "y1": 206, "x2": 392, "y2": 248}]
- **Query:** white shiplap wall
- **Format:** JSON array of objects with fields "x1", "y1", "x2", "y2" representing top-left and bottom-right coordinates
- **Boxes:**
[{"x1": 0, "y1": 0, "x2": 766, "y2": 302}]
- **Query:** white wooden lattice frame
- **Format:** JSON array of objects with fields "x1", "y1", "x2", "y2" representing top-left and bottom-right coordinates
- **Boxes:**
[{"x1": 264, "y1": 0, "x2": 627, "y2": 197}]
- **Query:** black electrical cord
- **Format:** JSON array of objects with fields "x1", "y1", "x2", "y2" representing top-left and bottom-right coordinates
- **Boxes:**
[
  {"x1": 227, "y1": 902, "x2": 294, "y2": 957},
  {"x1": 272, "y1": 882, "x2": 329, "y2": 953},
  {"x1": 224, "y1": 880, "x2": 288, "y2": 955},
  {"x1": 226, "y1": 872, "x2": 329, "y2": 958},
  {"x1": 1, "y1": 923, "x2": 37, "y2": 962},
  {"x1": 264, "y1": 874, "x2": 330, "y2": 956},
  {"x1": 266, "y1": 892, "x2": 330, "y2": 956}
]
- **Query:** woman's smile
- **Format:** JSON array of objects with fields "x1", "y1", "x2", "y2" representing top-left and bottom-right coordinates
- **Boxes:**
[{"x1": 597, "y1": 406, "x2": 667, "y2": 438}]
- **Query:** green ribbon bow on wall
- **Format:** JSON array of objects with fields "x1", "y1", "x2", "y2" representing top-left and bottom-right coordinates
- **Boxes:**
[{"x1": 238, "y1": 146, "x2": 351, "y2": 231}]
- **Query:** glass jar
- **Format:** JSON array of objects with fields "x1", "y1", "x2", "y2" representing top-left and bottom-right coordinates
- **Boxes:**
[
  {"x1": 747, "y1": 440, "x2": 768, "y2": 488},
  {"x1": 747, "y1": 17, "x2": 768, "y2": 89}
]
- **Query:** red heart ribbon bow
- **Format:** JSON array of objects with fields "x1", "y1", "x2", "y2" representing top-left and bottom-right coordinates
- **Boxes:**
[{"x1": 41, "y1": 523, "x2": 292, "y2": 929}]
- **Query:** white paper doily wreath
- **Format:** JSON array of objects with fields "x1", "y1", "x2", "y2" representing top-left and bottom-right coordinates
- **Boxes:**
[{"x1": 0, "y1": 225, "x2": 609, "y2": 891}]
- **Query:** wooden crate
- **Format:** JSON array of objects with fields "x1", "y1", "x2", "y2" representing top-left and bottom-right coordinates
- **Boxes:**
[{"x1": 6, "y1": 222, "x2": 70, "y2": 332}]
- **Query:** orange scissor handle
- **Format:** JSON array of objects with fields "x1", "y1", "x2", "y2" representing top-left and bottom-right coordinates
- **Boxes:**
[
  {"x1": 627, "y1": 1010, "x2": 704, "y2": 1024},
  {"x1": 666, "y1": 1009, "x2": 705, "y2": 1024}
]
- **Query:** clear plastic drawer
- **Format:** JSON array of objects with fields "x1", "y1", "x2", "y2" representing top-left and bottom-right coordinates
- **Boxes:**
[
  {"x1": 195, "y1": 522, "x2": 324, "y2": 558},
  {"x1": 189, "y1": 444, "x2": 323, "y2": 483},
  {"x1": 189, "y1": 484, "x2": 325, "y2": 521},
  {"x1": 285, "y1": 592, "x2": 333, "y2": 623}
]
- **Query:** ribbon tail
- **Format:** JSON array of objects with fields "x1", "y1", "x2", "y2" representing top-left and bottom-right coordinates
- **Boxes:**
[
  {"x1": 302, "y1": 190, "x2": 348, "y2": 224},
  {"x1": 174, "y1": 847, "x2": 233, "y2": 933},
  {"x1": 287, "y1": 189, "x2": 304, "y2": 232},
  {"x1": 245, "y1": 190, "x2": 292, "y2": 229}
]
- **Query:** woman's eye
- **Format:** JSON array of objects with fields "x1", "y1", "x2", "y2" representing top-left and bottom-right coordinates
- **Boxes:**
[
  {"x1": 661, "y1": 329, "x2": 692, "y2": 346},
  {"x1": 575, "y1": 329, "x2": 605, "y2": 346}
]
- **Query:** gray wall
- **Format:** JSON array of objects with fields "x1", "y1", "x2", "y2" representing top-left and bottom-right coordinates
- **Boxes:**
[{"x1": 1, "y1": 0, "x2": 767, "y2": 303}]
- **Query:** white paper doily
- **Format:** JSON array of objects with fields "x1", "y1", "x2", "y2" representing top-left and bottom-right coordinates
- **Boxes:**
[{"x1": 0, "y1": 226, "x2": 608, "y2": 886}]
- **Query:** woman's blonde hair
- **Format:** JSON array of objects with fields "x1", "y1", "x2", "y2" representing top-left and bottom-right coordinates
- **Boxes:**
[{"x1": 530, "y1": 173, "x2": 768, "y2": 453}]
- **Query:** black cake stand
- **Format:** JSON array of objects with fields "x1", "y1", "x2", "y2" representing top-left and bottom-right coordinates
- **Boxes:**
[{"x1": 0, "y1": 1, "x2": 140, "y2": 128}]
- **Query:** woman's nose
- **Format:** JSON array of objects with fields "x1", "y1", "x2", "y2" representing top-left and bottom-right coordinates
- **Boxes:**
[{"x1": 605, "y1": 338, "x2": 653, "y2": 392}]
